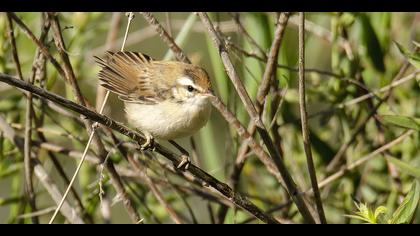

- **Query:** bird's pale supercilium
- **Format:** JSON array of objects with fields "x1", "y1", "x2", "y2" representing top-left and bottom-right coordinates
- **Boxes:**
[{"x1": 95, "y1": 51, "x2": 213, "y2": 153}]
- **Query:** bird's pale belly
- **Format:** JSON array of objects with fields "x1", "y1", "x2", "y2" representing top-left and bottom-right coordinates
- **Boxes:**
[{"x1": 124, "y1": 98, "x2": 212, "y2": 140}]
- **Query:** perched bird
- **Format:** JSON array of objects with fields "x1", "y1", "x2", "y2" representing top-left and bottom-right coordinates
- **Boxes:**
[{"x1": 95, "y1": 51, "x2": 213, "y2": 168}]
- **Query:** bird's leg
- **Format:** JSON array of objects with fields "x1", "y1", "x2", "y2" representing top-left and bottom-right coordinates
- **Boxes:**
[
  {"x1": 169, "y1": 140, "x2": 191, "y2": 170},
  {"x1": 140, "y1": 131, "x2": 155, "y2": 151}
]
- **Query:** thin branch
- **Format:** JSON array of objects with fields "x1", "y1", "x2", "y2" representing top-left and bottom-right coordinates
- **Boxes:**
[
  {"x1": 336, "y1": 70, "x2": 419, "y2": 109},
  {"x1": 140, "y1": 12, "x2": 191, "y2": 64},
  {"x1": 0, "y1": 115, "x2": 84, "y2": 224},
  {"x1": 326, "y1": 65, "x2": 418, "y2": 172},
  {"x1": 5, "y1": 14, "x2": 24, "y2": 80},
  {"x1": 128, "y1": 153, "x2": 185, "y2": 224},
  {"x1": 199, "y1": 13, "x2": 263, "y2": 129},
  {"x1": 257, "y1": 12, "x2": 290, "y2": 108},
  {"x1": 278, "y1": 70, "x2": 419, "y2": 128},
  {"x1": 5, "y1": 13, "x2": 39, "y2": 224},
  {"x1": 165, "y1": 12, "x2": 173, "y2": 36},
  {"x1": 0, "y1": 72, "x2": 279, "y2": 224},
  {"x1": 17, "y1": 206, "x2": 57, "y2": 219},
  {"x1": 8, "y1": 13, "x2": 66, "y2": 77},
  {"x1": 319, "y1": 130, "x2": 415, "y2": 189},
  {"x1": 228, "y1": 40, "x2": 347, "y2": 78},
  {"x1": 298, "y1": 12, "x2": 326, "y2": 224},
  {"x1": 199, "y1": 12, "x2": 316, "y2": 224},
  {"x1": 241, "y1": 128, "x2": 415, "y2": 224},
  {"x1": 85, "y1": 19, "x2": 238, "y2": 62},
  {"x1": 288, "y1": 15, "x2": 354, "y2": 59},
  {"x1": 165, "y1": 175, "x2": 199, "y2": 224},
  {"x1": 229, "y1": 12, "x2": 268, "y2": 60},
  {"x1": 96, "y1": 12, "x2": 122, "y2": 111}
]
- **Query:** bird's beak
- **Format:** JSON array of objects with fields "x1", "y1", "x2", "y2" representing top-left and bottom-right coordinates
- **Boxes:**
[{"x1": 203, "y1": 89, "x2": 215, "y2": 98}]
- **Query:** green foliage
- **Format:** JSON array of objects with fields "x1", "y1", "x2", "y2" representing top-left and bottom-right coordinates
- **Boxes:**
[
  {"x1": 347, "y1": 181, "x2": 420, "y2": 224},
  {"x1": 394, "y1": 41, "x2": 420, "y2": 69},
  {"x1": 358, "y1": 13, "x2": 386, "y2": 73},
  {"x1": 387, "y1": 157, "x2": 420, "y2": 178},
  {"x1": 382, "y1": 115, "x2": 420, "y2": 131},
  {"x1": 346, "y1": 202, "x2": 387, "y2": 223}
]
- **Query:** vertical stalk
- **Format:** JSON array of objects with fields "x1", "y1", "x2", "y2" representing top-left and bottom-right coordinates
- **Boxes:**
[{"x1": 298, "y1": 12, "x2": 327, "y2": 224}]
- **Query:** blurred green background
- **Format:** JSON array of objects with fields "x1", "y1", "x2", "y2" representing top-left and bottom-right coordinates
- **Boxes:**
[{"x1": 0, "y1": 12, "x2": 419, "y2": 224}]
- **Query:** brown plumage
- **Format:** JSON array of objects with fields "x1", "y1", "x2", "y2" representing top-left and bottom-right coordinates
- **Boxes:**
[{"x1": 94, "y1": 51, "x2": 212, "y2": 105}]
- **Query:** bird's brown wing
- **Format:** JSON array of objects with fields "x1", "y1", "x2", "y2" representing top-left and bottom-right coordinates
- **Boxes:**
[{"x1": 95, "y1": 51, "x2": 171, "y2": 104}]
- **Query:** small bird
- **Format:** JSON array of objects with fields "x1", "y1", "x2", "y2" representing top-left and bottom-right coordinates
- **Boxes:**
[{"x1": 95, "y1": 51, "x2": 213, "y2": 169}]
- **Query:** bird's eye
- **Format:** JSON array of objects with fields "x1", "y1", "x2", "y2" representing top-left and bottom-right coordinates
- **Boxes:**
[{"x1": 187, "y1": 85, "x2": 195, "y2": 92}]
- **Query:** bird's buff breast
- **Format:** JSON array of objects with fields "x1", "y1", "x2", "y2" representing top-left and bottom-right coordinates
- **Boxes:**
[{"x1": 124, "y1": 98, "x2": 212, "y2": 140}]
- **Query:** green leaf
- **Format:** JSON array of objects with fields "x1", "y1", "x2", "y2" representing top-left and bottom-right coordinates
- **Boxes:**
[
  {"x1": 345, "y1": 202, "x2": 383, "y2": 224},
  {"x1": 345, "y1": 202, "x2": 378, "y2": 224},
  {"x1": 413, "y1": 41, "x2": 420, "y2": 49},
  {"x1": 358, "y1": 13, "x2": 385, "y2": 73},
  {"x1": 0, "y1": 196, "x2": 24, "y2": 206},
  {"x1": 387, "y1": 157, "x2": 420, "y2": 178},
  {"x1": 381, "y1": 115, "x2": 420, "y2": 131},
  {"x1": 390, "y1": 180, "x2": 420, "y2": 224},
  {"x1": 394, "y1": 41, "x2": 420, "y2": 69},
  {"x1": 374, "y1": 206, "x2": 388, "y2": 219}
]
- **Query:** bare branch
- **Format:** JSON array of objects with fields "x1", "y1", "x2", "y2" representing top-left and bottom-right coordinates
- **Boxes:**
[
  {"x1": 298, "y1": 12, "x2": 326, "y2": 224},
  {"x1": 5, "y1": 13, "x2": 39, "y2": 224},
  {"x1": 140, "y1": 12, "x2": 191, "y2": 64}
]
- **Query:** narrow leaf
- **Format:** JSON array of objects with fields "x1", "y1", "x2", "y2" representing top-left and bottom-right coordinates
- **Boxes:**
[
  {"x1": 387, "y1": 157, "x2": 420, "y2": 178},
  {"x1": 390, "y1": 181, "x2": 420, "y2": 224},
  {"x1": 382, "y1": 115, "x2": 420, "y2": 131},
  {"x1": 359, "y1": 13, "x2": 385, "y2": 73},
  {"x1": 394, "y1": 41, "x2": 420, "y2": 69}
]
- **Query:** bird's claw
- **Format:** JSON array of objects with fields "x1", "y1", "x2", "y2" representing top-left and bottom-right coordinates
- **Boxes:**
[
  {"x1": 176, "y1": 154, "x2": 191, "y2": 170},
  {"x1": 140, "y1": 133, "x2": 155, "y2": 151}
]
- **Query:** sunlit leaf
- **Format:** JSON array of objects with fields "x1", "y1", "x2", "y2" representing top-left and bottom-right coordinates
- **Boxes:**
[
  {"x1": 358, "y1": 13, "x2": 385, "y2": 73},
  {"x1": 394, "y1": 41, "x2": 420, "y2": 69},
  {"x1": 382, "y1": 114, "x2": 420, "y2": 131},
  {"x1": 390, "y1": 181, "x2": 420, "y2": 224},
  {"x1": 0, "y1": 196, "x2": 24, "y2": 206},
  {"x1": 374, "y1": 206, "x2": 387, "y2": 219},
  {"x1": 345, "y1": 202, "x2": 386, "y2": 224},
  {"x1": 387, "y1": 157, "x2": 420, "y2": 178}
]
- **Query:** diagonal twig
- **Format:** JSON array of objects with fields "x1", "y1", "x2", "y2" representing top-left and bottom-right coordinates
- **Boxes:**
[{"x1": 141, "y1": 12, "x2": 191, "y2": 64}]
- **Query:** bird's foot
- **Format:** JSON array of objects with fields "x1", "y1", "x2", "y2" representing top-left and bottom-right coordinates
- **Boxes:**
[
  {"x1": 140, "y1": 133, "x2": 155, "y2": 151},
  {"x1": 177, "y1": 154, "x2": 191, "y2": 170}
]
